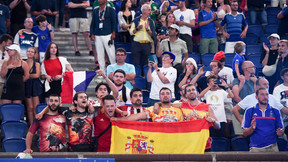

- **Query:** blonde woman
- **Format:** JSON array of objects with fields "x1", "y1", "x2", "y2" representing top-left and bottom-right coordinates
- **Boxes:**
[{"x1": 0, "y1": 44, "x2": 29, "y2": 104}]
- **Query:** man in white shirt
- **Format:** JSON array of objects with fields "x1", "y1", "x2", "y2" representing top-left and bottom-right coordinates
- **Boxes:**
[
  {"x1": 147, "y1": 51, "x2": 177, "y2": 106},
  {"x1": 173, "y1": 0, "x2": 195, "y2": 53}
]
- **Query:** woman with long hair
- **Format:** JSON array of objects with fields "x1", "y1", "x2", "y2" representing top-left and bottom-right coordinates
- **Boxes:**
[
  {"x1": 0, "y1": 44, "x2": 29, "y2": 104},
  {"x1": 25, "y1": 47, "x2": 42, "y2": 125},
  {"x1": 118, "y1": 0, "x2": 135, "y2": 42},
  {"x1": 41, "y1": 42, "x2": 73, "y2": 102}
]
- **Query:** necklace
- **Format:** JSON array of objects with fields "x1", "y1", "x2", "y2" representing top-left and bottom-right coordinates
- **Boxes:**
[{"x1": 188, "y1": 100, "x2": 200, "y2": 110}]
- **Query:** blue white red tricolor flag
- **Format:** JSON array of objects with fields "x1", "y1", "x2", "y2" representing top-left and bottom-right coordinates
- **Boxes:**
[{"x1": 61, "y1": 71, "x2": 96, "y2": 103}]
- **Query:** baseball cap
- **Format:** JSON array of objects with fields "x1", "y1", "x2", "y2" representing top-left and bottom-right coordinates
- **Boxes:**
[
  {"x1": 162, "y1": 51, "x2": 175, "y2": 62},
  {"x1": 213, "y1": 51, "x2": 225, "y2": 61},
  {"x1": 168, "y1": 24, "x2": 180, "y2": 32},
  {"x1": 267, "y1": 33, "x2": 280, "y2": 40},
  {"x1": 6, "y1": 44, "x2": 21, "y2": 53},
  {"x1": 186, "y1": 58, "x2": 198, "y2": 71}
]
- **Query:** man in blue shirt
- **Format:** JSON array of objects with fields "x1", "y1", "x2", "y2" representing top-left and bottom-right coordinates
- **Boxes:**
[
  {"x1": 0, "y1": 2, "x2": 10, "y2": 38},
  {"x1": 220, "y1": 0, "x2": 248, "y2": 53},
  {"x1": 243, "y1": 87, "x2": 284, "y2": 152},
  {"x1": 277, "y1": 1, "x2": 288, "y2": 40},
  {"x1": 198, "y1": 0, "x2": 219, "y2": 54},
  {"x1": 31, "y1": 0, "x2": 58, "y2": 27}
]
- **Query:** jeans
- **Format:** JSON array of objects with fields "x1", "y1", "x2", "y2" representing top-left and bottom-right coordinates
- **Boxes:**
[{"x1": 248, "y1": 7, "x2": 268, "y2": 25}]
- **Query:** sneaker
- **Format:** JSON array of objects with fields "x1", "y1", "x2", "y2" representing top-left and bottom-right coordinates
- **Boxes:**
[
  {"x1": 89, "y1": 51, "x2": 94, "y2": 56},
  {"x1": 75, "y1": 51, "x2": 81, "y2": 56}
]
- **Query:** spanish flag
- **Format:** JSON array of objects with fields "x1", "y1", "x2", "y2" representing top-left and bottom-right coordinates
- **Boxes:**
[{"x1": 110, "y1": 119, "x2": 210, "y2": 154}]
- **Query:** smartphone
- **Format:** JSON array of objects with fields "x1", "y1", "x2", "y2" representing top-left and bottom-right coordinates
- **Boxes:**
[
  {"x1": 215, "y1": 79, "x2": 222, "y2": 85},
  {"x1": 205, "y1": 66, "x2": 212, "y2": 71},
  {"x1": 148, "y1": 55, "x2": 158, "y2": 64}
]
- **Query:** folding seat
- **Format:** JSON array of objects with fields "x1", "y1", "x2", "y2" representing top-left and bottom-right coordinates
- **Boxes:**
[
  {"x1": 134, "y1": 65, "x2": 142, "y2": 76},
  {"x1": 231, "y1": 137, "x2": 249, "y2": 151},
  {"x1": 247, "y1": 54, "x2": 263, "y2": 69},
  {"x1": 260, "y1": 34, "x2": 271, "y2": 46},
  {"x1": 246, "y1": 45, "x2": 262, "y2": 56},
  {"x1": 265, "y1": 25, "x2": 278, "y2": 34},
  {"x1": 244, "y1": 33, "x2": 260, "y2": 45},
  {"x1": 201, "y1": 53, "x2": 215, "y2": 66},
  {"x1": 0, "y1": 104, "x2": 25, "y2": 123},
  {"x1": 125, "y1": 52, "x2": 133, "y2": 64},
  {"x1": 224, "y1": 53, "x2": 235, "y2": 66},
  {"x1": 277, "y1": 138, "x2": 287, "y2": 151},
  {"x1": 142, "y1": 90, "x2": 150, "y2": 106},
  {"x1": 267, "y1": 16, "x2": 278, "y2": 25},
  {"x1": 1, "y1": 121, "x2": 27, "y2": 139},
  {"x1": 36, "y1": 103, "x2": 48, "y2": 114},
  {"x1": 266, "y1": 7, "x2": 282, "y2": 17},
  {"x1": 188, "y1": 52, "x2": 201, "y2": 64},
  {"x1": 2, "y1": 138, "x2": 26, "y2": 152},
  {"x1": 247, "y1": 25, "x2": 263, "y2": 37},
  {"x1": 133, "y1": 76, "x2": 146, "y2": 89},
  {"x1": 211, "y1": 137, "x2": 230, "y2": 152}
]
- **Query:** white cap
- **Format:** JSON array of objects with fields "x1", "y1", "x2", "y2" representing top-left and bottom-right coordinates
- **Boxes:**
[
  {"x1": 7, "y1": 44, "x2": 21, "y2": 53},
  {"x1": 267, "y1": 33, "x2": 280, "y2": 40},
  {"x1": 185, "y1": 58, "x2": 197, "y2": 71},
  {"x1": 168, "y1": 24, "x2": 180, "y2": 31}
]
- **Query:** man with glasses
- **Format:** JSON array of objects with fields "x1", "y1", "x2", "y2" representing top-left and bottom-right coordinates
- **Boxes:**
[
  {"x1": 14, "y1": 17, "x2": 38, "y2": 60},
  {"x1": 0, "y1": 34, "x2": 13, "y2": 103},
  {"x1": 107, "y1": 48, "x2": 135, "y2": 89},
  {"x1": 220, "y1": 0, "x2": 248, "y2": 53}
]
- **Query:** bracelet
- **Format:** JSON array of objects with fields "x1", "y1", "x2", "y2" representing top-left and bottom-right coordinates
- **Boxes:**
[{"x1": 224, "y1": 86, "x2": 230, "y2": 90}]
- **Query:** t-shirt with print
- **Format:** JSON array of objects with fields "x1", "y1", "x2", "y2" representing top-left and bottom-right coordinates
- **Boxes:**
[
  {"x1": 273, "y1": 84, "x2": 288, "y2": 123},
  {"x1": 173, "y1": 9, "x2": 195, "y2": 36},
  {"x1": 14, "y1": 31, "x2": 39, "y2": 59},
  {"x1": 29, "y1": 114, "x2": 66, "y2": 152},
  {"x1": 145, "y1": 106, "x2": 184, "y2": 122},
  {"x1": 203, "y1": 89, "x2": 228, "y2": 123},
  {"x1": 110, "y1": 86, "x2": 131, "y2": 107}
]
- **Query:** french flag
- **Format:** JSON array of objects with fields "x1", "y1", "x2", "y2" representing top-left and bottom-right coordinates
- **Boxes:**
[{"x1": 61, "y1": 71, "x2": 96, "y2": 103}]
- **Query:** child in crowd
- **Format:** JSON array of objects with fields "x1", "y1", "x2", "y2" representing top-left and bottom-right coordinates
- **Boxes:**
[{"x1": 232, "y1": 41, "x2": 246, "y2": 78}]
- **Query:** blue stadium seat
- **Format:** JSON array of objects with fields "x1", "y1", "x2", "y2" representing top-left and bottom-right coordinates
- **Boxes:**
[
  {"x1": 115, "y1": 42, "x2": 132, "y2": 52},
  {"x1": 134, "y1": 76, "x2": 146, "y2": 89},
  {"x1": 143, "y1": 65, "x2": 155, "y2": 78},
  {"x1": 211, "y1": 137, "x2": 230, "y2": 152},
  {"x1": 265, "y1": 25, "x2": 278, "y2": 34},
  {"x1": 2, "y1": 138, "x2": 26, "y2": 152},
  {"x1": 1, "y1": 121, "x2": 27, "y2": 139},
  {"x1": 277, "y1": 138, "x2": 287, "y2": 151},
  {"x1": 247, "y1": 25, "x2": 263, "y2": 37},
  {"x1": 36, "y1": 103, "x2": 48, "y2": 114},
  {"x1": 224, "y1": 53, "x2": 235, "y2": 66},
  {"x1": 267, "y1": 16, "x2": 279, "y2": 25},
  {"x1": 0, "y1": 104, "x2": 24, "y2": 123},
  {"x1": 231, "y1": 137, "x2": 249, "y2": 151},
  {"x1": 142, "y1": 90, "x2": 150, "y2": 105},
  {"x1": 266, "y1": 7, "x2": 282, "y2": 17},
  {"x1": 246, "y1": 45, "x2": 262, "y2": 56},
  {"x1": 260, "y1": 34, "x2": 271, "y2": 46},
  {"x1": 244, "y1": 33, "x2": 260, "y2": 45},
  {"x1": 188, "y1": 52, "x2": 201, "y2": 64},
  {"x1": 201, "y1": 53, "x2": 215, "y2": 66},
  {"x1": 125, "y1": 52, "x2": 133, "y2": 64},
  {"x1": 134, "y1": 65, "x2": 142, "y2": 76},
  {"x1": 247, "y1": 54, "x2": 263, "y2": 68}
]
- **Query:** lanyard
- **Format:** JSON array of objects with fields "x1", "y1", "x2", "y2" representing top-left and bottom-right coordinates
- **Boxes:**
[{"x1": 99, "y1": 6, "x2": 106, "y2": 22}]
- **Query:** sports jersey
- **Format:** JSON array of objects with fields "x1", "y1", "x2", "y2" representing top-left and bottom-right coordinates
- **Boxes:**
[
  {"x1": 93, "y1": 112, "x2": 112, "y2": 152},
  {"x1": 32, "y1": 25, "x2": 52, "y2": 52},
  {"x1": 145, "y1": 106, "x2": 184, "y2": 122},
  {"x1": 14, "y1": 31, "x2": 38, "y2": 59},
  {"x1": 118, "y1": 105, "x2": 146, "y2": 116}
]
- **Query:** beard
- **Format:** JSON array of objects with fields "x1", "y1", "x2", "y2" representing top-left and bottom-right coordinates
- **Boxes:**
[
  {"x1": 259, "y1": 100, "x2": 268, "y2": 105},
  {"x1": 133, "y1": 100, "x2": 142, "y2": 107},
  {"x1": 187, "y1": 94, "x2": 197, "y2": 101},
  {"x1": 162, "y1": 100, "x2": 170, "y2": 104},
  {"x1": 48, "y1": 104, "x2": 59, "y2": 112}
]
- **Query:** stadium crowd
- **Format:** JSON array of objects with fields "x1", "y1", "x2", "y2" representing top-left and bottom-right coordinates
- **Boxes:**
[{"x1": 0, "y1": 0, "x2": 288, "y2": 153}]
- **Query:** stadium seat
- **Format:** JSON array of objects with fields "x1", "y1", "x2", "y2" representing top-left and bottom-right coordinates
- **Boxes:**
[
  {"x1": 134, "y1": 76, "x2": 146, "y2": 89},
  {"x1": 224, "y1": 53, "x2": 235, "y2": 66},
  {"x1": 201, "y1": 53, "x2": 215, "y2": 66},
  {"x1": 247, "y1": 54, "x2": 263, "y2": 68},
  {"x1": 143, "y1": 65, "x2": 155, "y2": 78},
  {"x1": 115, "y1": 42, "x2": 132, "y2": 52},
  {"x1": 0, "y1": 104, "x2": 25, "y2": 123},
  {"x1": 231, "y1": 137, "x2": 249, "y2": 151},
  {"x1": 142, "y1": 90, "x2": 150, "y2": 105},
  {"x1": 265, "y1": 25, "x2": 278, "y2": 34},
  {"x1": 277, "y1": 138, "x2": 287, "y2": 151},
  {"x1": 36, "y1": 103, "x2": 48, "y2": 114},
  {"x1": 1, "y1": 121, "x2": 27, "y2": 139},
  {"x1": 2, "y1": 138, "x2": 26, "y2": 152},
  {"x1": 246, "y1": 45, "x2": 262, "y2": 56},
  {"x1": 134, "y1": 65, "x2": 142, "y2": 76},
  {"x1": 260, "y1": 34, "x2": 271, "y2": 46},
  {"x1": 125, "y1": 52, "x2": 133, "y2": 64},
  {"x1": 266, "y1": 7, "x2": 282, "y2": 17},
  {"x1": 267, "y1": 16, "x2": 278, "y2": 25},
  {"x1": 247, "y1": 25, "x2": 263, "y2": 37},
  {"x1": 244, "y1": 33, "x2": 260, "y2": 45},
  {"x1": 211, "y1": 137, "x2": 230, "y2": 152},
  {"x1": 186, "y1": 52, "x2": 201, "y2": 64}
]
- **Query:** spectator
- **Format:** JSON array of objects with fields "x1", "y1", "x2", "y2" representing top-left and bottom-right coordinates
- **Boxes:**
[
  {"x1": 118, "y1": 0, "x2": 135, "y2": 43},
  {"x1": 271, "y1": 0, "x2": 286, "y2": 8},
  {"x1": 24, "y1": 94, "x2": 66, "y2": 153},
  {"x1": 156, "y1": 13, "x2": 168, "y2": 39},
  {"x1": 231, "y1": 61, "x2": 257, "y2": 136},
  {"x1": 8, "y1": 0, "x2": 29, "y2": 37},
  {"x1": 220, "y1": 0, "x2": 248, "y2": 54},
  {"x1": 129, "y1": 4, "x2": 156, "y2": 68},
  {"x1": 31, "y1": 0, "x2": 58, "y2": 27},
  {"x1": 93, "y1": 95, "x2": 118, "y2": 152},
  {"x1": 0, "y1": 34, "x2": 12, "y2": 103},
  {"x1": 277, "y1": 1, "x2": 288, "y2": 40},
  {"x1": 25, "y1": 47, "x2": 41, "y2": 126},
  {"x1": 245, "y1": 0, "x2": 267, "y2": 26},
  {"x1": 275, "y1": 39, "x2": 288, "y2": 84},
  {"x1": 111, "y1": 69, "x2": 132, "y2": 107},
  {"x1": 261, "y1": 33, "x2": 280, "y2": 94},
  {"x1": 68, "y1": 0, "x2": 93, "y2": 56},
  {"x1": 232, "y1": 77, "x2": 288, "y2": 128},
  {"x1": 14, "y1": 17, "x2": 39, "y2": 60},
  {"x1": 147, "y1": 51, "x2": 177, "y2": 106},
  {"x1": 0, "y1": 44, "x2": 29, "y2": 104},
  {"x1": 178, "y1": 58, "x2": 197, "y2": 88},
  {"x1": 232, "y1": 41, "x2": 246, "y2": 78},
  {"x1": 90, "y1": 0, "x2": 117, "y2": 71},
  {"x1": 173, "y1": 0, "x2": 195, "y2": 53},
  {"x1": 160, "y1": 0, "x2": 178, "y2": 14},
  {"x1": 243, "y1": 88, "x2": 284, "y2": 152},
  {"x1": 273, "y1": 68, "x2": 288, "y2": 134},
  {"x1": 192, "y1": 1, "x2": 204, "y2": 54},
  {"x1": 57, "y1": 0, "x2": 66, "y2": 28},
  {"x1": 0, "y1": 2, "x2": 10, "y2": 38},
  {"x1": 118, "y1": 88, "x2": 147, "y2": 117},
  {"x1": 199, "y1": 0, "x2": 219, "y2": 54},
  {"x1": 156, "y1": 24, "x2": 188, "y2": 75},
  {"x1": 32, "y1": 15, "x2": 54, "y2": 63},
  {"x1": 160, "y1": 12, "x2": 176, "y2": 40},
  {"x1": 107, "y1": 48, "x2": 136, "y2": 89},
  {"x1": 112, "y1": 87, "x2": 184, "y2": 122},
  {"x1": 41, "y1": 42, "x2": 73, "y2": 101}
]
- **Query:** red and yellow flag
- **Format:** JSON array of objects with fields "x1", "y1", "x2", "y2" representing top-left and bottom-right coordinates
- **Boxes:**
[{"x1": 110, "y1": 119, "x2": 210, "y2": 154}]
